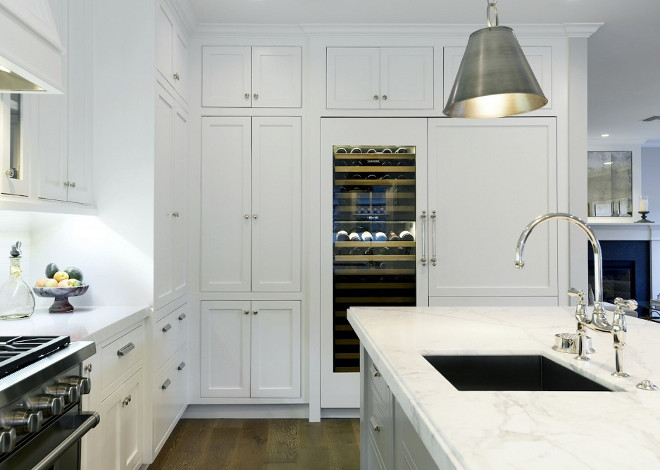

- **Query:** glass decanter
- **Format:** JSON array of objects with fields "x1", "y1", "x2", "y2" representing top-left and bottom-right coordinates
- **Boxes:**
[{"x1": 0, "y1": 241, "x2": 35, "y2": 320}]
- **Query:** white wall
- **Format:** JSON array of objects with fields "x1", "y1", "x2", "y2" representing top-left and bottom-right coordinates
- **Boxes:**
[{"x1": 641, "y1": 146, "x2": 660, "y2": 216}]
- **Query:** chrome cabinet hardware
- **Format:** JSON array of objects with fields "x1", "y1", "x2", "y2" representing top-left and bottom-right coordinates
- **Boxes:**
[
  {"x1": 4, "y1": 169, "x2": 15, "y2": 178},
  {"x1": 382, "y1": 95, "x2": 388, "y2": 100},
  {"x1": 162, "y1": 323, "x2": 172, "y2": 333},
  {"x1": 373, "y1": 95, "x2": 379, "y2": 100},
  {"x1": 253, "y1": 310, "x2": 258, "y2": 315},
  {"x1": 173, "y1": 72, "x2": 180, "y2": 81},
  {"x1": 420, "y1": 211, "x2": 427, "y2": 266},
  {"x1": 177, "y1": 362, "x2": 186, "y2": 371},
  {"x1": 430, "y1": 210, "x2": 437, "y2": 266},
  {"x1": 370, "y1": 416, "x2": 381, "y2": 433},
  {"x1": 161, "y1": 379, "x2": 171, "y2": 390},
  {"x1": 253, "y1": 93, "x2": 259, "y2": 100},
  {"x1": 116, "y1": 342, "x2": 135, "y2": 357},
  {"x1": 171, "y1": 211, "x2": 180, "y2": 218},
  {"x1": 64, "y1": 181, "x2": 76, "y2": 188},
  {"x1": 121, "y1": 395, "x2": 132, "y2": 407},
  {"x1": 243, "y1": 309, "x2": 249, "y2": 315},
  {"x1": 370, "y1": 363, "x2": 381, "y2": 378},
  {"x1": 83, "y1": 363, "x2": 92, "y2": 373},
  {"x1": 178, "y1": 313, "x2": 186, "y2": 321},
  {"x1": 244, "y1": 214, "x2": 250, "y2": 219},
  {"x1": 253, "y1": 214, "x2": 258, "y2": 219},
  {"x1": 244, "y1": 93, "x2": 250, "y2": 100}
]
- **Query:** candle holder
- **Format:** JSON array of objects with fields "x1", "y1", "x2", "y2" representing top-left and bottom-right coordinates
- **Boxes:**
[{"x1": 635, "y1": 211, "x2": 654, "y2": 223}]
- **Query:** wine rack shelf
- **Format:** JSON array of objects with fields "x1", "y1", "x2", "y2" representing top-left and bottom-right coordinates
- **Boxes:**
[{"x1": 332, "y1": 144, "x2": 417, "y2": 373}]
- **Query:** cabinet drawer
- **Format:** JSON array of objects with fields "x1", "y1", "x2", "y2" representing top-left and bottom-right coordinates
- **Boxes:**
[
  {"x1": 153, "y1": 347, "x2": 188, "y2": 453},
  {"x1": 101, "y1": 325, "x2": 145, "y2": 393},
  {"x1": 153, "y1": 306, "x2": 187, "y2": 369},
  {"x1": 367, "y1": 355, "x2": 389, "y2": 405},
  {"x1": 366, "y1": 385, "x2": 392, "y2": 468}
]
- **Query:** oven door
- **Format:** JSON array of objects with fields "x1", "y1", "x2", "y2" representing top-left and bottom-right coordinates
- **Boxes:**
[{"x1": 0, "y1": 410, "x2": 99, "y2": 470}]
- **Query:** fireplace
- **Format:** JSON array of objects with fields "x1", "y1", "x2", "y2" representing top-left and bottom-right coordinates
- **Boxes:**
[{"x1": 588, "y1": 240, "x2": 651, "y2": 316}]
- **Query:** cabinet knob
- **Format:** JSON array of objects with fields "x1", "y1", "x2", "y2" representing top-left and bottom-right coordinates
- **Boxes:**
[
  {"x1": 161, "y1": 379, "x2": 172, "y2": 390},
  {"x1": 178, "y1": 313, "x2": 186, "y2": 321},
  {"x1": 173, "y1": 72, "x2": 180, "y2": 81},
  {"x1": 253, "y1": 93, "x2": 259, "y2": 100},
  {"x1": 162, "y1": 323, "x2": 172, "y2": 333},
  {"x1": 5, "y1": 169, "x2": 15, "y2": 178},
  {"x1": 381, "y1": 95, "x2": 388, "y2": 100},
  {"x1": 244, "y1": 214, "x2": 250, "y2": 219},
  {"x1": 121, "y1": 395, "x2": 132, "y2": 407},
  {"x1": 372, "y1": 95, "x2": 379, "y2": 100},
  {"x1": 177, "y1": 362, "x2": 186, "y2": 371},
  {"x1": 253, "y1": 310, "x2": 258, "y2": 315},
  {"x1": 253, "y1": 214, "x2": 258, "y2": 219},
  {"x1": 243, "y1": 309, "x2": 250, "y2": 315},
  {"x1": 69, "y1": 181, "x2": 76, "y2": 188},
  {"x1": 244, "y1": 93, "x2": 250, "y2": 100},
  {"x1": 84, "y1": 363, "x2": 93, "y2": 373},
  {"x1": 171, "y1": 211, "x2": 180, "y2": 218}
]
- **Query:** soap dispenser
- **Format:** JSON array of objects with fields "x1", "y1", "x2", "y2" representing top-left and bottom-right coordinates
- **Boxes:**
[{"x1": 0, "y1": 241, "x2": 36, "y2": 320}]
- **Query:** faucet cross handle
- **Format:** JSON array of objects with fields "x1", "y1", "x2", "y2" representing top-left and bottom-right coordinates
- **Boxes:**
[{"x1": 614, "y1": 297, "x2": 638, "y2": 313}]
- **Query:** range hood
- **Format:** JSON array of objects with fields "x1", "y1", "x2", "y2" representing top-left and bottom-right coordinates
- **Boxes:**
[{"x1": 0, "y1": 0, "x2": 64, "y2": 93}]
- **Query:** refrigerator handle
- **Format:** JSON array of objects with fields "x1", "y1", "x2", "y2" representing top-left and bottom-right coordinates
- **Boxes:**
[
  {"x1": 420, "y1": 210, "x2": 427, "y2": 266},
  {"x1": 431, "y1": 210, "x2": 437, "y2": 266}
]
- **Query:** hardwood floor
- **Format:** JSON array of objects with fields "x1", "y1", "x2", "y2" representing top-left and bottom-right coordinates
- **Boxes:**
[{"x1": 149, "y1": 418, "x2": 360, "y2": 470}]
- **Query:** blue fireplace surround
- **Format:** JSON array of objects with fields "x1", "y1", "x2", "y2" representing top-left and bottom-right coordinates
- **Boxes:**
[{"x1": 588, "y1": 240, "x2": 651, "y2": 316}]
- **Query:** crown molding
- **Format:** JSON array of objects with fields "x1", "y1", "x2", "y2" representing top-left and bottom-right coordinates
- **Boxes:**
[{"x1": 190, "y1": 22, "x2": 602, "y2": 39}]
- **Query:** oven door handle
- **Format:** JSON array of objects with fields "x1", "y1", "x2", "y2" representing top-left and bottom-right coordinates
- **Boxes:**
[{"x1": 32, "y1": 412, "x2": 100, "y2": 470}]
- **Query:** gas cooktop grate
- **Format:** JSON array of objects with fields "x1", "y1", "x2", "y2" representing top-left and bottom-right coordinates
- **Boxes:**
[{"x1": 0, "y1": 336, "x2": 71, "y2": 378}]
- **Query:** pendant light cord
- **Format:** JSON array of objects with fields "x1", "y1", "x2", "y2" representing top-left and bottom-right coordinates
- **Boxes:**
[{"x1": 486, "y1": 1, "x2": 499, "y2": 27}]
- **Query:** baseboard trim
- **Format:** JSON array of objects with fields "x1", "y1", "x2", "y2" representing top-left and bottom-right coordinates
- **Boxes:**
[{"x1": 183, "y1": 404, "x2": 310, "y2": 419}]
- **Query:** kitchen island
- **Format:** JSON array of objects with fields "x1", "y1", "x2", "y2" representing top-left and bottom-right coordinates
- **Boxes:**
[{"x1": 348, "y1": 306, "x2": 660, "y2": 469}]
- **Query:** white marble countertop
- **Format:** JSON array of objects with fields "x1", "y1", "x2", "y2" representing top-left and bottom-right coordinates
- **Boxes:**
[
  {"x1": 348, "y1": 306, "x2": 660, "y2": 470},
  {"x1": 0, "y1": 305, "x2": 150, "y2": 343}
]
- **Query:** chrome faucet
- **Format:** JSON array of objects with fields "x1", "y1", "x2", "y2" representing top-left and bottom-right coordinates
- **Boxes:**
[
  {"x1": 514, "y1": 212, "x2": 610, "y2": 331},
  {"x1": 515, "y1": 212, "x2": 639, "y2": 376}
]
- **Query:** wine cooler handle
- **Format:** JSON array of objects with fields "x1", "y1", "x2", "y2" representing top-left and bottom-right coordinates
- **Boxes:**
[
  {"x1": 431, "y1": 210, "x2": 437, "y2": 266},
  {"x1": 420, "y1": 211, "x2": 427, "y2": 266}
]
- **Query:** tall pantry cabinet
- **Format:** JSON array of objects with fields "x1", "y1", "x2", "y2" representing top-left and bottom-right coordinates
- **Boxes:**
[
  {"x1": 152, "y1": 0, "x2": 189, "y2": 459},
  {"x1": 197, "y1": 44, "x2": 303, "y2": 402}
]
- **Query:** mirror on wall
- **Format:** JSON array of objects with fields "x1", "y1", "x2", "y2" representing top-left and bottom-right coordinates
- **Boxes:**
[{"x1": 587, "y1": 151, "x2": 632, "y2": 217}]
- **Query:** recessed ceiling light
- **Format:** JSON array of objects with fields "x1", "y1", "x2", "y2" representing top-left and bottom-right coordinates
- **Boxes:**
[{"x1": 601, "y1": 133, "x2": 610, "y2": 137}]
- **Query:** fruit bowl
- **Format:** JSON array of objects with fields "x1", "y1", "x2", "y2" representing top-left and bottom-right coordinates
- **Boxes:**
[{"x1": 32, "y1": 285, "x2": 89, "y2": 313}]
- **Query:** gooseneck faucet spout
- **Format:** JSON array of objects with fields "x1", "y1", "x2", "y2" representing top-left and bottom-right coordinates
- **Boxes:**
[{"x1": 515, "y1": 212, "x2": 610, "y2": 331}]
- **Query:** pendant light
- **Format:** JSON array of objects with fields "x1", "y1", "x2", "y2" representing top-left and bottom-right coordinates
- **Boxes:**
[{"x1": 443, "y1": 1, "x2": 548, "y2": 118}]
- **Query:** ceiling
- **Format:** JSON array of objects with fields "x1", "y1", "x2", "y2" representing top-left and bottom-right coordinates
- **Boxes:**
[{"x1": 186, "y1": 0, "x2": 660, "y2": 147}]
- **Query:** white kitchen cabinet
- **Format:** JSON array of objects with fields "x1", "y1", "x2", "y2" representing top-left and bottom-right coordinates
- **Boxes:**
[
  {"x1": 155, "y1": 83, "x2": 188, "y2": 309},
  {"x1": 200, "y1": 300, "x2": 301, "y2": 399},
  {"x1": 423, "y1": 118, "x2": 558, "y2": 303},
  {"x1": 156, "y1": 0, "x2": 188, "y2": 103},
  {"x1": 326, "y1": 47, "x2": 434, "y2": 109},
  {"x1": 36, "y1": 0, "x2": 93, "y2": 204},
  {"x1": 393, "y1": 400, "x2": 438, "y2": 470},
  {"x1": 200, "y1": 116, "x2": 301, "y2": 293},
  {"x1": 83, "y1": 322, "x2": 146, "y2": 470},
  {"x1": 202, "y1": 46, "x2": 302, "y2": 107},
  {"x1": 152, "y1": 301, "x2": 188, "y2": 455},
  {"x1": 99, "y1": 369, "x2": 144, "y2": 470}
]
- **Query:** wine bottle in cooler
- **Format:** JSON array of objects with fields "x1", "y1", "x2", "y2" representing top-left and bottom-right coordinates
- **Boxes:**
[
  {"x1": 388, "y1": 231, "x2": 401, "y2": 241},
  {"x1": 399, "y1": 230, "x2": 414, "y2": 241}
]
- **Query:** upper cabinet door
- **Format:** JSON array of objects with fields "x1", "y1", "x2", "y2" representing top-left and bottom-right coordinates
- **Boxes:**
[
  {"x1": 251, "y1": 47, "x2": 302, "y2": 108},
  {"x1": 156, "y1": 1, "x2": 189, "y2": 103},
  {"x1": 202, "y1": 46, "x2": 252, "y2": 107},
  {"x1": 326, "y1": 48, "x2": 380, "y2": 109},
  {"x1": 380, "y1": 48, "x2": 434, "y2": 109},
  {"x1": 251, "y1": 117, "x2": 302, "y2": 292},
  {"x1": 200, "y1": 117, "x2": 252, "y2": 292}
]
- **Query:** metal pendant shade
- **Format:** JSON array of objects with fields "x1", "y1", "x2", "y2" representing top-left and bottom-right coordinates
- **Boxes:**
[{"x1": 443, "y1": 26, "x2": 548, "y2": 118}]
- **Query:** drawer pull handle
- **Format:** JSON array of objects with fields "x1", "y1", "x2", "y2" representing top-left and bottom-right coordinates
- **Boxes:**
[
  {"x1": 121, "y1": 395, "x2": 132, "y2": 407},
  {"x1": 161, "y1": 379, "x2": 172, "y2": 390},
  {"x1": 162, "y1": 323, "x2": 172, "y2": 333},
  {"x1": 371, "y1": 364, "x2": 381, "y2": 378},
  {"x1": 177, "y1": 362, "x2": 186, "y2": 371},
  {"x1": 117, "y1": 342, "x2": 135, "y2": 357},
  {"x1": 178, "y1": 313, "x2": 186, "y2": 321},
  {"x1": 370, "y1": 416, "x2": 381, "y2": 433}
]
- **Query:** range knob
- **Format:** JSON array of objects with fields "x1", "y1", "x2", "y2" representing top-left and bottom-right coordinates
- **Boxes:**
[
  {"x1": 44, "y1": 383, "x2": 80, "y2": 404},
  {"x1": 1, "y1": 410, "x2": 43, "y2": 434},
  {"x1": 61, "y1": 376, "x2": 92, "y2": 395},
  {"x1": 23, "y1": 394, "x2": 65, "y2": 417},
  {"x1": 0, "y1": 427, "x2": 16, "y2": 453}
]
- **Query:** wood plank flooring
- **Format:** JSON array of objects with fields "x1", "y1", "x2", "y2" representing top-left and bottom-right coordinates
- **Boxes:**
[{"x1": 148, "y1": 418, "x2": 360, "y2": 470}]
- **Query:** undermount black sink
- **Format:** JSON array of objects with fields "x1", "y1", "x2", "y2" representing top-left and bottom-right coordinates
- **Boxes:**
[{"x1": 423, "y1": 354, "x2": 613, "y2": 391}]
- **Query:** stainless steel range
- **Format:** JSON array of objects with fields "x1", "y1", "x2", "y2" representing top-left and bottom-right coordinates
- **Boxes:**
[{"x1": 0, "y1": 336, "x2": 98, "y2": 470}]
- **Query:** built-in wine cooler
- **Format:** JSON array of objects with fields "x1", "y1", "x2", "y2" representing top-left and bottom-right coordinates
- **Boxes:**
[{"x1": 332, "y1": 145, "x2": 417, "y2": 372}]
